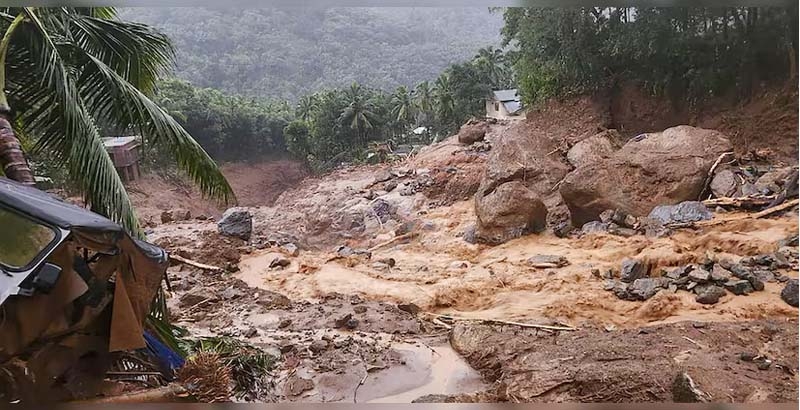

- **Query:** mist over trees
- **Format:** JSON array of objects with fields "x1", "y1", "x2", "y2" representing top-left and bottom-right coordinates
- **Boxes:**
[{"x1": 119, "y1": 7, "x2": 504, "y2": 100}]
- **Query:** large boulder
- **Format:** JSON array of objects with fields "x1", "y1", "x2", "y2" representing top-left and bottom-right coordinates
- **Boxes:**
[
  {"x1": 559, "y1": 126, "x2": 733, "y2": 226},
  {"x1": 566, "y1": 129, "x2": 623, "y2": 168},
  {"x1": 217, "y1": 207, "x2": 253, "y2": 240},
  {"x1": 474, "y1": 181, "x2": 547, "y2": 245},
  {"x1": 457, "y1": 121, "x2": 489, "y2": 145}
]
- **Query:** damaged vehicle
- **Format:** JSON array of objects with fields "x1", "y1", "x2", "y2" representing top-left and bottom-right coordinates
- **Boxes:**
[{"x1": 0, "y1": 177, "x2": 168, "y2": 402}]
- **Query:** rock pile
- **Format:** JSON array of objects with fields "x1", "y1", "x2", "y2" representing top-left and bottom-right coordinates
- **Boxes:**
[
  {"x1": 604, "y1": 251, "x2": 796, "y2": 305},
  {"x1": 710, "y1": 165, "x2": 798, "y2": 199},
  {"x1": 579, "y1": 201, "x2": 713, "y2": 238}
]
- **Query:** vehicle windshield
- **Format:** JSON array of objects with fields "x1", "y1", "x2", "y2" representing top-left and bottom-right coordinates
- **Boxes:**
[{"x1": 0, "y1": 207, "x2": 57, "y2": 270}]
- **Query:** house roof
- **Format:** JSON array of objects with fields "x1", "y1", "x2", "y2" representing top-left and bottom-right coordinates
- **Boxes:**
[
  {"x1": 102, "y1": 136, "x2": 140, "y2": 148},
  {"x1": 491, "y1": 89, "x2": 519, "y2": 102},
  {"x1": 502, "y1": 100, "x2": 523, "y2": 114}
]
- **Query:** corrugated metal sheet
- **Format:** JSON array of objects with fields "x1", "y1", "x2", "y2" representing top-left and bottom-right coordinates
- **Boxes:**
[{"x1": 492, "y1": 89, "x2": 518, "y2": 102}]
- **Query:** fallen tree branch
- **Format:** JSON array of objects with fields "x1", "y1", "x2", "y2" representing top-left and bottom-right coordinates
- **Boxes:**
[
  {"x1": 698, "y1": 151, "x2": 734, "y2": 200},
  {"x1": 74, "y1": 384, "x2": 191, "y2": 403},
  {"x1": 424, "y1": 312, "x2": 577, "y2": 331},
  {"x1": 682, "y1": 198, "x2": 800, "y2": 228},
  {"x1": 702, "y1": 195, "x2": 776, "y2": 208},
  {"x1": 367, "y1": 233, "x2": 415, "y2": 252},
  {"x1": 750, "y1": 198, "x2": 800, "y2": 218},
  {"x1": 170, "y1": 254, "x2": 223, "y2": 272}
]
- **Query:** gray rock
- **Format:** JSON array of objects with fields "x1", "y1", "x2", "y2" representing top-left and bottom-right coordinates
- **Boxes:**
[
  {"x1": 710, "y1": 169, "x2": 738, "y2": 198},
  {"x1": 629, "y1": 278, "x2": 662, "y2": 301},
  {"x1": 553, "y1": 221, "x2": 573, "y2": 238},
  {"x1": 672, "y1": 372, "x2": 709, "y2": 403},
  {"x1": 740, "y1": 182, "x2": 759, "y2": 197},
  {"x1": 688, "y1": 268, "x2": 711, "y2": 283},
  {"x1": 665, "y1": 266, "x2": 689, "y2": 280},
  {"x1": 710, "y1": 265, "x2": 732, "y2": 282},
  {"x1": 179, "y1": 288, "x2": 217, "y2": 307},
  {"x1": 581, "y1": 221, "x2": 610, "y2": 234},
  {"x1": 462, "y1": 224, "x2": 478, "y2": 244},
  {"x1": 412, "y1": 394, "x2": 452, "y2": 403},
  {"x1": 527, "y1": 254, "x2": 569, "y2": 268},
  {"x1": 256, "y1": 291, "x2": 292, "y2": 308},
  {"x1": 620, "y1": 259, "x2": 648, "y2": 283},
  {"x1": 217, "y1": 207, "x2": 253, "y2": 240},
  {"x1": 726, "y1": 263, "x2": 765, "y2": 291},
  {"x1": 608, "y1": 225, "x2": 638, "y2": 237},
  {"x1": 281, "y1": 242, "x2": 300, "y2": 256},
  {"x1": 780, "y1": 279, "x2": 798, "y2": 307},
  {"x1": 308, "y1": 339, "x2": 329, "y2": 354},
  {"x1": 270, "y1": 257, "x2": 291, "y2": 268},
  {"x1": 398, "y1": 303, "x2": 421, "y2": 315},
  {"x1": 648, "y1": 201, "x2": 712, "y2": 225},
  {"x1": 724, "y1": 279, "x2": 754, "y2": 295},
  {"x1": 695, "y1": 285, "x2": 726, "y2": 305},
  {"x1": 754, "y1": 270, "x2": 776, "y2": 283}
]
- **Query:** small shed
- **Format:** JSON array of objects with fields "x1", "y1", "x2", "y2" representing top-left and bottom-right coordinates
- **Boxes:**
[
  {"x1": 102, "y1": 136, "x2": 141, "y2": 182},
  {"x1": 486, "y1": 89, "x2": 523, "y2": 119}
]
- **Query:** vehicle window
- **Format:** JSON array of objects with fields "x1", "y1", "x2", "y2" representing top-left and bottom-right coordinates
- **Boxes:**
[{"x1": 0, "y1": 207, "x2": 57, "y2": 270}]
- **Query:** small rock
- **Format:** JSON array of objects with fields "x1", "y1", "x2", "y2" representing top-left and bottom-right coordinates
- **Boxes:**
[
  {"x1": 620, "y1": 259, "x2": 648, "y2": 283},
  {"x1": 308, "y1": 339, "x2": 329, "y2": 354},
  {"x1": 412, "y1": 394, "x2": 452, "y2": 403},
  {"x1": 710, "y1": 265, "x2": 732, "y2": 282},
  {"x1": 374, "y1": 170, "x2": 392, "y2": 183},
  {"x1": 336, "y1": 246, "x2": 354, "y2": 257},
  {"x1": 244, "y1": 327, "x2": 258, "y2": 338},
  {"x1": 353, "y1": 305, "x2": 368, "y2": 314},
  {"x1": 608, "y1": 225, "x2": 637, "y2": 237},
  {"x1": 284, "y1": 375, "x2": 314, "y2": 396},
  {"x1": 217, "y1": 208, "x2": 253, "y2": 240},
  {"x1": 398, "y1": 303, "x2": 421, "y2": 315},
  {"x1": 648, "y1": 201, "x2": 713, "y2": 225},
  {"x1": 384, "y1": 181, "x2": 398, "y2": 192},
  {"x1": 270, "y1": 257, "x2": 291, "y2": 269},
  {"x1": 278, "y1": 318, "x2": 293, "y2": 329},
  {"x1": 753, "y1": 270, "x2": 775, "y2": 283},
  {"x1": 581, "y1": 221, "x2": 610, "y2": 234},
  {"x1": 591, "y1": 268, "x2": 601, "y2": 278},
  {"x1": 599, "y1": 209, "x2": 615, "y2": 223},
  {"x1": 279, "y1": 341, "x2": 295, "y2": 353},
  {"x1": 257, "y1": 291, "x2": 292, "y2": 308},
  {"x1": 334, "y1": 314, "x2": 358, "y2": 329},
  {"x1": 695, "y1": 285, "x2": 726, "y2": 305},
  {"x1": 160, "y1": 210, "x2": 173, "y2": 224},
  {"x1": 179, "y1": 289, "x2": 217, "y2": 308},
  {"x1": 724, "y1": 279, "x2": 754, "y2": 295},
  {"x1": 527, "y1": 254, "x2": 569, "y2": 268},
  {"x1": 376, "y1": 257, "x2": 396, "y2": 267},
  {"x1": 688, "y1": 268, "x2": 711, "y2": 283},
  {"x1": 462, "y1": 224, "x2": 478, "y2": 244},
  {"x1": 449, "y1": 261, "x2": 470, "y2": 270},
  {"x1": 672, "y1": 372, "x2": 709, "y2": 403},
  {"x1": 628, "y1": 278, "x2": 662, "y2": 300},
  {"x1": 553, "y1": 221, "x2": 573, "y2": 238},
  {"x1": 780, "y1": 279, "x2": 798, "y2": 307},
  {"x1": 757, "y1": 361, "x2": 772, "y2": 371},
  {"x1": 739, "y1": 352, "x2": 758, "y2": 361},
  {"x1": 281, "y1": 243, "x2": 300, "y2": 257},
  {"x1": 603, "y1": 279, "x2": 618, "y2": 291}
]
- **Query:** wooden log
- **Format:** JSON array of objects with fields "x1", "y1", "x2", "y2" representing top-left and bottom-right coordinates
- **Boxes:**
[
  {"x1": 74, "y1": 384, "x2": 192, "y2": 403},
  {"x1": 170, "y1": 254, "x2": 223, "y2": 272}
]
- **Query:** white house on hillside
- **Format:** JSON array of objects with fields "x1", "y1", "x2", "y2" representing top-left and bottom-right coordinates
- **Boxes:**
[{"x1": 486, "y1": 89, "x2": 523, "y2": 119}]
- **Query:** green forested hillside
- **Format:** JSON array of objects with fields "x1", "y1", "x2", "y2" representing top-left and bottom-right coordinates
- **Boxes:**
[{"x1": 119, "y1": 7, "x2": 503, "y2": 100}]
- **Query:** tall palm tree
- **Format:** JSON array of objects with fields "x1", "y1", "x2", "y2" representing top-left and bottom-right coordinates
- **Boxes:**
[
  {"x1": 412, "y1": 81, "x2": 434, "y2": 125},
  {"x1": 338, "y1": 83, "x2": 376, "y2": 146},
  {"x1": 473, "y1": 46, "x2": 511, "y2": 88},
  {"x1": 296, "y1": 94, "x2": 317, "y2": 122},
  {"x1": 0, "y1": 7, "x2": 233, "y2": 234},
  {"x1": 433, "y1": 73, "x2": 455, "y2": 127},
  {"x1": 390, "y1": 85, "x2": 413, "y2": 128}
]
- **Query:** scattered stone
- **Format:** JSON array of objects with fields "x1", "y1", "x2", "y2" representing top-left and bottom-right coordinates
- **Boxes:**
[
  {"x1": 648, "y1": 201, "x2": 713, "y2": 225},
  {"x1": 695, "y1": 285, "x2": 726, "y2": 305},
  {"x1": 412, "y1": 394, "x2": 452, "y2": 403},
  {"x1": 462, "y1": 224, "x2": 478, "y2": 244},
  {"x1": 599, "y1": 209, "x2": 615, "y2": 223},
  {"x1": 620, "y1": 259, "x2": 648, "y2": 283},
  {"x1": 334, "y1": 314, "x2": 359, "y2": 329},
  {"x1": 281, "y1": 243, "x2": 300, "y2": 256},
  {"x1": 284, "y1": 375, "x2": 314, "y2": 397},
  {"x1": 591, "y1": 268, "x2": 601, "y2": 278},
  {"x1": 553, "y1": 221, "x2": 573, "y2": 238},
  {"x1": 160, "y1": 210, "x2": 173, "y2": 224},
  {"x1": 753, "y1": 270, "x2": 775, "y2": 283},
  {"x1": 672, "y1": 372, "x2": 709, "y2": 403},
  {"x1": 608, "y1": 225, "x2": 637, "y2": 237},
  {"x1": 308, "y1": 339, "x2": 329, "y2": 354},
  {"x1": 374, "y1": 170, "x2": 392, "y2": 183},
  {"x1": 628, "y1": 278, "x2": 662, "y2": 301},
  {"x1": 710, "y1": 265, "x2": 732, "y2": 282},
  {"x1": 353, "y1": 305, "x2": 368, "y2": 314},
  {"x1": 270, "y1": 257, "x2": 291, "y2": 269},
  {"x1": 449, "y1": 261, "x2": 470, "y2": 270},
  {"x1": 527, "y1": 254, "x2": 570, "y2": 268},
  {"x1": 739, "y1": 352, "x2": 758, "y2": 362},
  {"x1": 278, "y1": 318, "x2": 293, "y2": 329},
  {"x1": 687, "y1": 268, "x2": 711, "y2": 284},
  {"x1": 398, "y1": 303, "x2": 421, "y2": 315},
  {"x1": 220, "y1": 287, "x2": 243, "y2": 300},
  {"x1": 603, "y1": 279, "x2": 617, "y2": 291},
  {"x1": 724, "y1": 279, "x2": 754, "y2": 296},
  {"x1": 710, "y1": 169, "x2": 737, "y2": 198},
  {"x1": 581, "y1": 221, "x2": 610, "y2": 234},
  {"x1": 375, "y1": 257, "x2": 396, "y2": 268},
  {"x1": 279, "y1": 341, "x2": 295, "y2": 353},
  {"x1": 179, "y1": 289, "x2": 217, "y2": 308},
  {"x1": 757, "y1": 361, "x2": 772, "y2": 371},
  {"x1": 244, "y1": 327, "x2": 258, "y2": 338},
  {"x1": 780, "y1": 279, "x2": 798, "y2": 307},
  {"x1": 256, "y1": 291, "x2": 292, "y2": 309},
  {"x1": 217, "y1": 208, "x2": 253, "y2": 240}
]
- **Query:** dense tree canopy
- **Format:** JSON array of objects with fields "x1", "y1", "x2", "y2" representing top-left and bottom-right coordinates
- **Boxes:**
[{"x1": 502, "y1": 7, "x2": 798, "y2": 104}]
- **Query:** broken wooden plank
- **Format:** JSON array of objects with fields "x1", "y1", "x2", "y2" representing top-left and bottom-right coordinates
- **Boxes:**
[{"x1": 702, "y1": 195, "x2": 775, "y2": 208}]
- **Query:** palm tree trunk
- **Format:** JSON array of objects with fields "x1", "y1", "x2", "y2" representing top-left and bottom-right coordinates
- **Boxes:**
[{"x1": 0, "y1": 110, "x2": 34, "y2": 185}]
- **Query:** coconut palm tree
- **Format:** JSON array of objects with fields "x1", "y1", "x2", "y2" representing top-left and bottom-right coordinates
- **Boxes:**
[
  {"x1": 390, "y1": 85, "x2": 413, "y2": 130},
  {"x1": 296, "y1": 94, "x2": 317, "y2": 122},
  {"x1": 433, "y1": 73, "x2": 455, "y2": 128},
  {"x1": 412, "y1": 80, "x2": 434, "y2": 125},
  {"x1": 0, "y1": 7, "x2": 233, "y2": 234},
  {"x1": 338, "y1": 82, "x2": 376, "y2": 146},
  {"x1": 473, "y1": 46, "x2": 511, "y2": 88}
]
